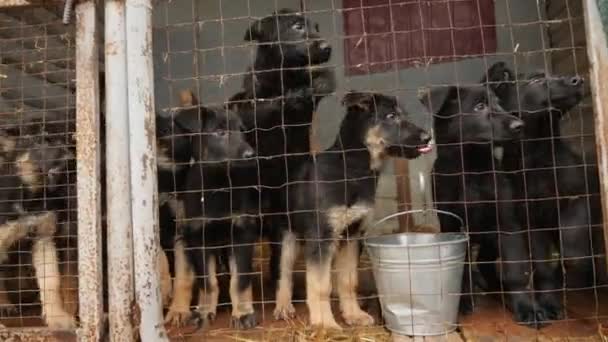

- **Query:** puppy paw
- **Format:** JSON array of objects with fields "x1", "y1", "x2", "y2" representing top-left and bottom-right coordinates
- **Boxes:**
[
  {"x1": 231, "y1": 313, "x2": 258, "y2": 330},
  {"x1": 273, "y1": 302, "x2": 296, "y2": 320},
  {"x1": 0, "y1": 303, "x2": 17, "y2": 317},
  {"x1": 342, "y1": 310, "x2": 374, "y2": 327},
  {"x1": 164, "y1": 308, "x2": 192, "y2": 327},
  {"x1": 310, "y1": 316, "x2": 342, "y2": 331},
  {"x1": 45, "y1": 311, "x2": 76, "y2": 330}
]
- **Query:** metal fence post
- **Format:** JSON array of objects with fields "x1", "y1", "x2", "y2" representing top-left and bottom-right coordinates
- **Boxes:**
[
  {"x1": 125, "y1": 0, "x2": 168, "y2": 340},
  {"x1": 105, "y1": 0, "x2": 136, "y2": 341},
  {"x1": 75, "y1": 1, "x2": 104, "y2": 341}
]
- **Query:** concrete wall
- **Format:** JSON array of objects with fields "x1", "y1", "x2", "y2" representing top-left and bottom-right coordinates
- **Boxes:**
[{"x1": 152, "y1": 0, "x2": 549, "y2": 232}]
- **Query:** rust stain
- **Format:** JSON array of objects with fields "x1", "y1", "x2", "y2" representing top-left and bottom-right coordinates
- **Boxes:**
[
  {"x1": 105, "y1": 41, "x2": 118, "y2": 56},
  {"x1": 141, "y1": 34, "x2": 153, "y2": 56},
  {"x1": 130, "y1": 299, "x2": 141, "y2": 341},
  {"x1": 140, "y1": 154, "x2": 149, "y2": 182},
  {"x1": 143, "y1": 111, "x2": 156, "y2": 151},
  {"x1": 0, "y1": 322, "x2": 77, "y2": 341}
]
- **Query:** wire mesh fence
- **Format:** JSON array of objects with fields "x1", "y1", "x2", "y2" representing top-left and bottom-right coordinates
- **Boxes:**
[
  {"x1": 0, "y1": 6, "x2": 78, "y2": 332},
  {"x1": 0, "y1": 0, "x2": 595, "y2": 340},
  {"x1": 148, "y1": 0, "x2": 608, "y2": 340}
]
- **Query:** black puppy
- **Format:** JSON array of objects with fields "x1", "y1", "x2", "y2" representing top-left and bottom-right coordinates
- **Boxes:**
[
  {"x1": 229, "y1": 9, "x2": 336, "y2": 284},
  {"x1": 159, "y1": 104, "x2": 254, "y2": 326},
  {"x1": 425, "y1": 84, "x2": 525, "y2": 319},
  {"x1": 272, "y1": 92, "x2": 431, "y2": 329},
  {"x1": 0, "y1": 135, "x2": 76, "y2": 329},
  {"x1": 481, "y1": 62, "x2": 593, "y2": 324},
  {"x1": 174, "y1": 106, "x2": 260, "y2": 329}
]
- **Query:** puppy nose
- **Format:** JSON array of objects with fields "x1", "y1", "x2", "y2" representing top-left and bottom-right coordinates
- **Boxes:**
[
  {"x1": 570, "y1": 76, "x2": 583, "y2": 86},
  {"x1": 420, "y1": 132, "x2": 432, "y2": 144},
  {"x1": 509, "y1": 120, "x2": 524, "y2": 133},
  {"x1": 242, "y1": 149, "x2": 255, "y2": 159},
  {"x1": 319, "y1": 41, "x2": 331, "y2": 52}
]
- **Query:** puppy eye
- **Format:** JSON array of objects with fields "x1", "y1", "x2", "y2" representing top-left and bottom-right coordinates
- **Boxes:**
[
  {"x1": 213, "y1": 130, "x2": 228, "y2": 137},
  {"x1": 292, "y1": 22, "x2": 304, "y2": 31},
  {"x1": 474, "y1": 103, "x2": 487, "y2": 112},
  {"x1": 385, "y1": 112, "x2": 398, "y2": 120},
  {"x1": 530, "y1": 77, "x2": 544, "y2": 84}
]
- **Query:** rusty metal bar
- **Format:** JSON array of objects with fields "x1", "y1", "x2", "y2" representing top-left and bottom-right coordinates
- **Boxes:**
[
  {"x1": 0, "y1": 327, "x2": 77, "y2": 342},
  {"x1": 125, "y1": 0, "x2": 168, "y2": 339},
  {"x1": 105, "y1": 0, "x2": 135, "y2": 341},
  {"x1": 583, "y1": 0, "x2": 608, "y2": 275},
  {"x1": 75, "y1": 1, "x2": 104, "y2": 341}
]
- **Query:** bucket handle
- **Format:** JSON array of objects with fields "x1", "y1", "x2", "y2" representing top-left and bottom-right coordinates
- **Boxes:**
[{"x1": 374, "y1": 209, "x2": 464, "y2": 232}]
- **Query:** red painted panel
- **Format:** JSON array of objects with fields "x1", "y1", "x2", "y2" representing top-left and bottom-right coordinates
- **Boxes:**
[{"x1": 343, "y1": 0, "x2": 497, "y2": 75}]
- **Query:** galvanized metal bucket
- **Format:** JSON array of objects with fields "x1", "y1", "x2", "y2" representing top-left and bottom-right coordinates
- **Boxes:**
[{"x1": 364, "y1": 209, "x2": 468, "y2": 336}]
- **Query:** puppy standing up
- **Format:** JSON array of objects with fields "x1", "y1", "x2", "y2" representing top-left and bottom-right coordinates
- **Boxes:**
[
  {"x1": 273, "y1": 92, "x2": 432, "y2": 329},
  {"x1": 177, "y1": 107, "x2": 260, "y2": 329},
  {"x1": 433, "y1": 82, "x2": 568, "y2": 324},
  {"x1": 480, "y1": 62, "x2": 593, "y2": 324},
  {"x1": 0, "y1": 135, "x2": 75, "y2": 329},
  {"x1": 159, "y1": 103, "x2": 255, "y2": 326},
  {"x1": 156, "y1": 103, "x2": 201, "y2": 322},
  {"x1": 229, "y1": 9, "x2": 336, "y2": 285}
]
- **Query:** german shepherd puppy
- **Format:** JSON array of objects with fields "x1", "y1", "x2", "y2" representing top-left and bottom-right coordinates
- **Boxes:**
[
  {"x1": 0, "y1": 135, "x2": 76, "y2": 329},
  {"x1": 272, "y1": 92, "x2": 432, "y2": 329}
]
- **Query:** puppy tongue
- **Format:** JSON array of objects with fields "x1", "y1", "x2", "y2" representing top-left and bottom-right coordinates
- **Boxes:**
[{"x1": 417, "y1": 144, "x2": 433, "y2": 153}]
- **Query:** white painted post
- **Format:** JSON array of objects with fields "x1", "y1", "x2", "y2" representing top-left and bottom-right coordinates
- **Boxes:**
[
  {"x1": 125, "y1": 0, "x2": 169, "y2": 340},
  {"x1": 105, "y1": 0, "x2": 136, "y2": 340}
]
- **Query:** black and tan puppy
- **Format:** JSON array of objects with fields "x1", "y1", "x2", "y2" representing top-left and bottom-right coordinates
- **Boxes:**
[
  {"x1": 177, "y1": 107, "x2": 259, "y2": 329},
  {"x1": 272, "y1": 92, "x2": 431, "y2": 329},
  {"x1": 0, "y1": 135, "x2": 76, "y2": 329},
  {"x1": 478, "y1": 62, "x2": 592, "y2": 326},
  {"x1": 427, "y1": 82, "x2": 525, "y2": 320},
  {"x1": 229, "y1": 9, "x2": 336, "y2": 285},
  {"x1": 158, "y1": 102, "x2": 260, "y2": 329}
]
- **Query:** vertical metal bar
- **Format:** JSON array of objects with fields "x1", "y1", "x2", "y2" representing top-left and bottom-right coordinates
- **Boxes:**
[
  {"x1": 105, "y1": 1, "x2": 135, "y2": 341},
  {"x1": 75, "y1": 1, "x2": 104, "y2": 341},
  {"x1": 125, "y1": 0, "x2": 168, "y2": 340},
  {"x1": 584, "y1": 0, "x2": 608, "y2": 275},
  {"x1": 395, "y1": 160, "x2": 414, "y2": 232}
]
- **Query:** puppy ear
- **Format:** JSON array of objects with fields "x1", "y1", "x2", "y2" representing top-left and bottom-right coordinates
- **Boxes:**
[
  {"x1": 484, "y1": 61, "x2": 514, "y2": 82},
  {"x1": 418, "y1": 86, "x2": 453, "y2": 115},
  {"x1": 0, "y1": 136, "x2": 15, "y2": 153},
  {"x1": 342, "y1": 92, "x2": 374, "y2": 112},
  {"x1": 244, "y1": 19, "x2": 262, "y2": 41},
  {"x1": 481, "y1": 61, "x2": 514, "y2": 97},
  {"x1": 174, "y1": 107, "x2": 210, "y2": 132},
  {"x1": 178, "y1": 89, "x2": 198, "y2": 107}
]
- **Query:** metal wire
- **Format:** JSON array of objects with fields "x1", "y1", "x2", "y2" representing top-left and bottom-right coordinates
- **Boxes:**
[{"x1": 152, "y1": 0, "x2": 604, "y2": 340}]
